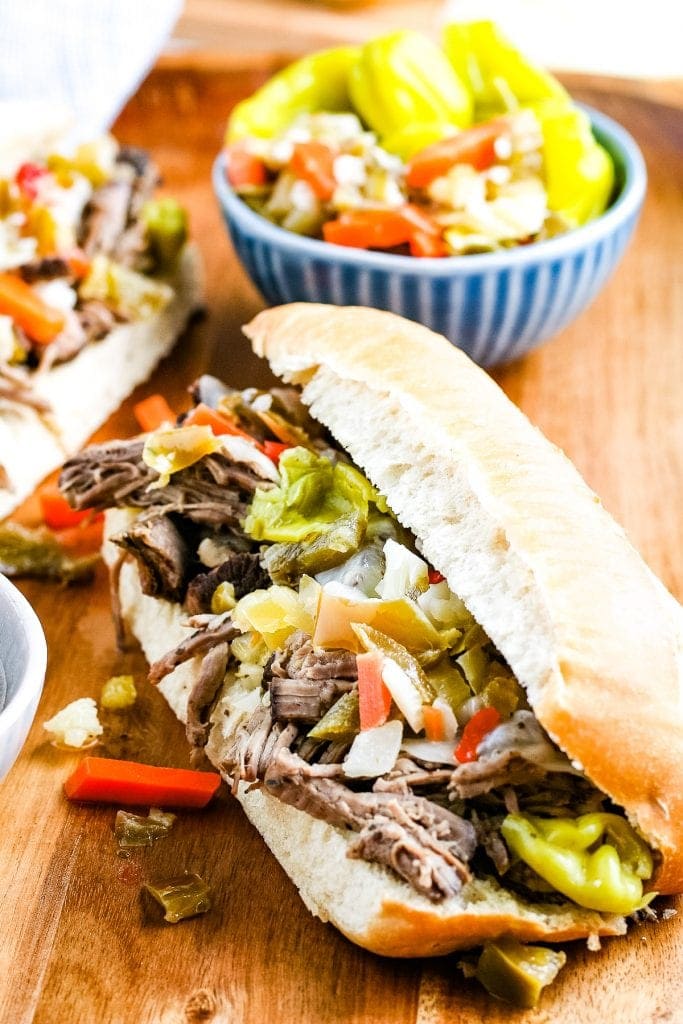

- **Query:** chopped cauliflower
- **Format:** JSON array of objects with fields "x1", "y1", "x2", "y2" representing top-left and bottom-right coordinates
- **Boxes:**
[{"x1": 43, "y1": 697, "x2": 103, "y2": 749}]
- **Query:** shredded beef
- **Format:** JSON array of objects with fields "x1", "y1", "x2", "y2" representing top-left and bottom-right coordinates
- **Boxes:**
[
  {"x1": 112, "y1": 514, "x2": 190, "y2": 602},
  {"x1": 186, "y1": 641, "x2": 229, "y2": 754},
  {"x1": 263, "y1": 632, "x2": 359, "y2": 724},
  {"x1": 60, "y1": 442, "x2": 265, "y2": 528},
  {"x1": 262, "y1": 747, "x2": 475, "y2": 901},
  {"x1": 449, "y1": 751, "x2": 546, "y2": 799},
  {"x1": 270, "y1": 677, "x2": 355, "y2": 724},
  {"x1": 184, "y1": 552, "x2": 269, "y2": 615},
  {"x1": 148, "y1": 615, "x2": 240, "y2": 686},
  {"x1": 18, "y1": 257, "x2": 70, "y2": 284},
  {"x1": 80, "y1": 178, "x2": 132, "y2": 258},
  {"x1": 0, "y1": 364, "x2": 51, "y2": 412},
  {"x1": 269, "y1": 631, "x2": 358, "y2": 683}
]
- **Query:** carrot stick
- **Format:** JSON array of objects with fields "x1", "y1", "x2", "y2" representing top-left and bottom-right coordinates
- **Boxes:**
[{"x1": 64, "y1": 757, "x2": 221, "y2": 808}]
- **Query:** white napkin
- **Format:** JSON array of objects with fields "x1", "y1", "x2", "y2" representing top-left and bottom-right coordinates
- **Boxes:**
[{"x1": 0, "y1": 1, "x2": 183, "y2": 144}]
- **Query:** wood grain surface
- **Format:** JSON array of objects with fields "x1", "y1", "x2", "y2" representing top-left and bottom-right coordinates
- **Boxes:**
[{"x1": 1, "y1": 54, "x2": 682, "y2": 1024}]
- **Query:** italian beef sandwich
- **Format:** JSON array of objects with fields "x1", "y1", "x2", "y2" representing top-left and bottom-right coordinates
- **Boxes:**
[{"x1": 60, "y1": 304, "x2": 683, "y2": 997}]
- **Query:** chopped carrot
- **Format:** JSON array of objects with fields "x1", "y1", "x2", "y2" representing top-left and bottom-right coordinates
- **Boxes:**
[
  {"x1": 423, "y1": 704, "x2": 447, "y2": 741},
  {"x1": 56, "y1": 517, "x2": 104, "y2": 553},
  {"x1": 410, "y1": 231, "x2": 448, "y2": 258},
  {"x1": 0, "y1": 271, "x2": 65, "y2": 344},
  {"x1": 40, "y1": 487, "x2": 94, "y2": 530},
  {"x1": 133, "y1": 394, "x2": 176, "y2": 433},
  {"x1": 63, "y1": 247, "x2": 91, "y2": 280},
  {"x1": 357, "y1": 650, "x2": 392, "y2": 731},
  {"x1": 64, "y1": 756, "x2": 221, "y2": 808},
  {"x1": 226, "y1": 143, "x2": 268, "y2": 188},
  {"x1": 323, "y1": 209, "x2": 413, "y2": 250},
  {"x1": 184, "y1": 403, "x2": 263, "y2": 448},
  {"x1": 406, "y1": 119, "x2": 507, "y2": 189},
  {"x1": 289, "y1": 141, "x2": 337, "y2": 201}
]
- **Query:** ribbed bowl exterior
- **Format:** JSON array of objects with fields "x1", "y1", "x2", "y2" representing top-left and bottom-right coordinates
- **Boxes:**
[{"x1": 215, "y1": 107, "x2": 646, "y2": 366}]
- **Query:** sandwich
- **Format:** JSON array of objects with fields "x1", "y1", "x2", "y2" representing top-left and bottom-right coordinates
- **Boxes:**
[
  {"x1": 0, "y1": 106, "x2": 202, "y2": 518},
  {"x1": 59, "y1": 304, "x2": 683, "y2": 1001}
]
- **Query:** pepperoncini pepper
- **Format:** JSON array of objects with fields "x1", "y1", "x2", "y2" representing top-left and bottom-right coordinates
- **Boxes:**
[
  {"x1": 227, "y1": 46, "x2": 361, "y2": 142},
  {"x1": 443, "y1": 20, "x2": 567, "y2": 120},
  {"x1": 501, "y1": 812, "x2": 654, "y2": 915},
  {"x1": 348, "y1": 31, "x2": 473, "y2": 145},
  {"x1": 535, "y1": 99, "x2": 615, "y2": 226}
]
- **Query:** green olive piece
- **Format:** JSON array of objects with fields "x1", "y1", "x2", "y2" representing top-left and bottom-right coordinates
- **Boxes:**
[{"x1": 475, "y1": 939, "x2": 566, "y2": 1008}]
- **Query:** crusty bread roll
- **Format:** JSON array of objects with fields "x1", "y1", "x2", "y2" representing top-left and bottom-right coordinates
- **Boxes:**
[
  {"x1": 102, "y1": 302, "x2": 683, "y2": 956},
  {"x1": 0, "y1": 244, "x2": 202, "y2": 519}
]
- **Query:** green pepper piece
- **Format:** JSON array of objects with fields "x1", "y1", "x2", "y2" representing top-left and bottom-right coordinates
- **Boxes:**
[
  {"x1": 142, "y1": 198, "x2": 188, "y2": 273},
  {"x1": 443, "y1": 21, "x2": 567, "y2": 120},
  {"x1": 348, "y1": 31, "x2": 472, "y2": 141},
  {"x1": 426, "y1": 657, "x2": 470, "y2": 712},
  {"x1": 262, "y1": 511, "x2": 366, "y2": 585},
  {"x1": 475, "y1": 939, "x2": 566, "y2": 1008},
  {"x1": 535, "y1": 99, "x2": 615, "y2": 226},
  {"x1": 0, "y1": 522, "x2": 97, "y2": 583},
  {"x1": 456, "y1": 644, "x2": 489, "y2": 693},
  {"x1": 143, "y1": 873, "x2": 212, "y2": 923},
  {"x1": 501, "y1": 812, "x2": 654, "y2": 915},
  {"x1": 308, "y1": 689, "x2": 360, "y2": 741},
  {"x1": 352, "y1": 623, "x2": 435, "y2": 703},
  {"x1": 227, "y1": 46, "x2": 361, "y2": 142},
  {"x1": 115, "y1": 808, "x2": 175, "y2": 848}
]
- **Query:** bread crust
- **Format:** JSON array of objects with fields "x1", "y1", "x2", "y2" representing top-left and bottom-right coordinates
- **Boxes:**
[
  {"x1": 0, "y1": 245, "x2": 202, "y2": 518},
  {"x1": 244, "y1": 303, "x2": 683, "y2": 893}
]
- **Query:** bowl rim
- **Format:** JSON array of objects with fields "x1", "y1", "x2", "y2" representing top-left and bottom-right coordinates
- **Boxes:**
[
  {"x1": 0, "y1": 573, "x2": 47, "y2": 737},
  {"x1": 214, "y1": 103, "x2": 647, "y2": 275}
]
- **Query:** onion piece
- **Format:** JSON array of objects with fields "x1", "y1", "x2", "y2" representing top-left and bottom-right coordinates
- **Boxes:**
[
  {"x1": 381, "y1": 659, "x2": 425, "y2": 733},
  {"x1": 401, "y1": 738, "x2": 457, "y2": 765},
  {"x1": 343, "y1": 719, "x2": 403, "y2": 778}
]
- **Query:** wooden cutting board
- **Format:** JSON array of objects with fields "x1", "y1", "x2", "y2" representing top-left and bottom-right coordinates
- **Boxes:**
[{"x1": 1, "y1": 53, "x2": 682, "y2": 1024}]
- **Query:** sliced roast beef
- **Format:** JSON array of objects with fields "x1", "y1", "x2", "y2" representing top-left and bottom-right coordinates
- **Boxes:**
[
  {"x1": 112, "y1": 514, "x2": 190, "y2": 602},
  {"x1": 184, "y1": 552, "x2": 270, "y2": 615}
]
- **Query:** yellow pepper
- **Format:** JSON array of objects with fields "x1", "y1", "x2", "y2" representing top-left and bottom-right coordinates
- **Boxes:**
[
  {"x1": 443, "y1": 20, "x2": 567, "y2": 120},
  {"x1": 535, "y1": 99, "x2": 615, "y2": 226},
  {"x1": 501, "y1": 812, "x2": 654, "y2": 915},
  {"x1": 348, "y1": 31, "x2": 473, "y2": 142},
  {"x1": 381, "y1": 121, "x2": 461, "y2": 161},
  {"x1": 227, "y1": 46, "x2": 361, "y2": 142}
]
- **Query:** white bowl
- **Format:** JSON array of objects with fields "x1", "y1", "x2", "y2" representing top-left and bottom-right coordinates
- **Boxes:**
[{"x1": 0, "y1": 573, "x2": 47, "y2": 780}]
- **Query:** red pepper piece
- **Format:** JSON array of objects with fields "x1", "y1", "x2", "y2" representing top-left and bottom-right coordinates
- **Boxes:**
[{"x1": 455, "y1": 707, "x2": 501, "y2": 764}]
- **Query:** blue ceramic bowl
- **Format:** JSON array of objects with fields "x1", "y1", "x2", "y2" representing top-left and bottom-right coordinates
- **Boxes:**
[{"x1": 214, "y1": 106, "x2": 646, "y2": 366}]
